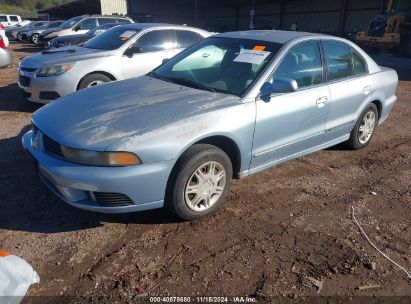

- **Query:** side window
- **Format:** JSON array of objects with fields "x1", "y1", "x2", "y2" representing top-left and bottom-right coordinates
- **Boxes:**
[
  {"x1": 117, "y1": 18, "x2": 131, "y2": 24},
  {"x1": 352, "y1": 50, "x2": 367, "y2": 75},
  {"x1": 272, "y1": 41, "x2": 323, "y2": 89},
  {"x1": 10, "y1": 16, "x2": 19, "y2": 22},
  {"x1": 0, "y1": 16, "x2": 7, "y2": 22},
  {"x1": 135, "y1": 30, "x2": 174, "y2": 53},
  {"x1": 98, "y1": 18, "x2": 115, "y2": 25},
  {"x1": 323, "y1": 41, "x2": 354, "y2": 81},
  {"x1": 77, "y1": 18, "x2": 97, "y2": 30},
  {"x1": 175, "y1": 30, "x2": 203, "y2": 48}
]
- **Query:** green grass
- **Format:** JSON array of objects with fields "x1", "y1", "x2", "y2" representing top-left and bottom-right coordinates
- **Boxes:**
[{"x1": 0, "y1": 1, "x2": 71, "y2": 18}]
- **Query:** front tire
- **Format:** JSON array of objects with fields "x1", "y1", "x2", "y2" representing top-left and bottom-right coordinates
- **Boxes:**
[
  {"x1": 78, "y1": 73, "x2": 111, "y2": 90},
  {"x1": 166, "y1": 144, "x2": 233, "y2": 221},
  {"x1": 30, "y1": 33, "x2": 39, "y2": 44},
  {"x1": 345, "y1": 104, "x2": 378, "y2": 150}
]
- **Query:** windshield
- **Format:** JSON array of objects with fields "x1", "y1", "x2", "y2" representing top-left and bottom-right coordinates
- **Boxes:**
[
  {"x1": 83, "y1": 26, "x2": 140, "y2": 50},
  {"x1": 87, "y1": 23, "x2": 117, "y2": 36},
  {"x1": 152, "y1": 37, "x2": 281, "y2": 96},
  {"x1": 60, "y1": 17, "x2": 82, "y2": 30}
]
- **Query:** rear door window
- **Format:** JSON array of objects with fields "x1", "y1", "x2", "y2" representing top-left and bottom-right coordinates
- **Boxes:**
[
  {"x1": 10, "y1": 16, "x2": 19, "y2": 22},
  {"x1": 323, "y1": 41, "x2": 354, "y2": 81},
  {"x1": 135, "y1": 30, "x2": 175, "y2": 52},
  {"x1": 98, "y1": 18, "x2": 116, "y2": 25},
  {"x1": 175, "y1": 30, "x2": 203, "y2": 48},
  {"x1": 117, "y1": 18, "x2": 132, "y2": 24}
]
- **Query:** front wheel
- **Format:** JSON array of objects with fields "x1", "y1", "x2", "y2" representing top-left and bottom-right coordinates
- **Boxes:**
[
  {"x1": 166, "y1": 144, "x2": 233, "y2": 221},
  {"x1": 30, "y1": 33, "x2": 39, "y2": 44},
  {"x1": 78, "y1": 73, "x2": 111, "y2": 90},
  {"x1": 345, "y1": 104, "x2": 378, "y2": 150}
]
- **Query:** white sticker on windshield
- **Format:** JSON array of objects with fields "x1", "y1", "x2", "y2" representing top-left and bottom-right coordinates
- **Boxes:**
[
  {"x1": 234, "y1": 49, "x2": 271, "y2": 65},
  {"x1": 120, "y1": 31, "x2": 136, "y2": 40}
]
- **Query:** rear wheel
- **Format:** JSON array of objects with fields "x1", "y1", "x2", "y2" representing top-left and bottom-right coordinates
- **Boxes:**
[
  {"x1": 78, "y1": 73, "x2": 111, "y2": 90},
  {"x1": 345, "y1": 104, "x2": 378, "y2": 150},
  {"x1": 166, "y1": 144, "x2": 233, "y2": 221}
]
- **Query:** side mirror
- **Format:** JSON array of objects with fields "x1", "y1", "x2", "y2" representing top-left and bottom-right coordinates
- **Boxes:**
[
  {"x1": 73, "y1": 26, "x2": 80, "y2": 32},
  {"x1": 260, "y1": 77, "x2": 298, "y2": 100},
  {"x1": 125, "y1": 46, "x2": 142, "y2": 57}
]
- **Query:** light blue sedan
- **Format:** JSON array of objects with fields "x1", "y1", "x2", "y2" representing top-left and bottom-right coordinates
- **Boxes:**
[{"x1": 23, "y1": 30, "x2": 398, "y2": 220}]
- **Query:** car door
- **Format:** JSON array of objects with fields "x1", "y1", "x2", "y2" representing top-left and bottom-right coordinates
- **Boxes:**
[
  {"x1": 73, "y1": 18, "x2": 97, "y2": 35},
  {"x1": 321, "y1": 40, "x2": 373, "y2": 141},
  {"x1": 251, "y1": 40, "x2": 330, "y2": 171},
  {"x1": 122, "y1": 29, "x2": 179, "y2": 79}
]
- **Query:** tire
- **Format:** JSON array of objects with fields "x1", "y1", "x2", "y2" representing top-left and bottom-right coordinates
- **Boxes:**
[
  {"x1": 345, "y1": 104, "x2": 378, "y2": 150},
  {"x1": 30, "y1": 33, "x2": 39, "y2": 45},
  {"x1": 166, "y1": 144, "x2": 233, "y2": 221},
  {"x1": 78, "y1": 73, "x2": 111, "y2": 90}
]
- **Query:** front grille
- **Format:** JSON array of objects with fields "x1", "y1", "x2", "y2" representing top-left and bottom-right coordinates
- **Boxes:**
[
  {"x1": 90, "y1": 192, "x2": 134, "y2": 207},
  {"x1": 20, "y1": 67, "x2": 37, "y2": 72},
  {"x1": 19, "y1": 75, "x2": 31, "y2": 87},
  {"x1": 43, "y1": 135, "x2": 64, "y2": 158}
]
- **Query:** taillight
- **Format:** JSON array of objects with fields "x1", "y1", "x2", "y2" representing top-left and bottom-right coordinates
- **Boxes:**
[
  {"x1": 0, "y1": 24, "x2": 4, "y2": 30},
  {"x1": 0, "y1": 38, "x2": 6, "y2": 49}
]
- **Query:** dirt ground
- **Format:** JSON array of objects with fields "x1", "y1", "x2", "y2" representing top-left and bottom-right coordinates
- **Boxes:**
[{"x1": 0, "y1": 43, "x2": 410, "y2": 303}]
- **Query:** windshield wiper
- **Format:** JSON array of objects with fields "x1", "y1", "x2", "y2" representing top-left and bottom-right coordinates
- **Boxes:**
[{"x1": 165, "y1": 77, "x2": 217, "y2": 93}]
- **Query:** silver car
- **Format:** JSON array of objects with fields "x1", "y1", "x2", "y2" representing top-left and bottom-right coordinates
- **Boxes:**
[
  {"x1": 18, "y1": 23, "x2": 211, "y2": 103},
  {"x1": 23, "y1": 31, "x2": 398, "y2": 220},
  {"x1": 25, "y1": 20, "x2": 65, "y2": 44}
]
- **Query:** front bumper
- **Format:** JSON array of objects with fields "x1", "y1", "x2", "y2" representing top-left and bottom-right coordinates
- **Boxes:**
[
  {"x1": 18, "y1": 68, "x2": 79, "y2": 103},
  {"x1": 22, "y1": 130, "x2": 173, "y2": 213}
]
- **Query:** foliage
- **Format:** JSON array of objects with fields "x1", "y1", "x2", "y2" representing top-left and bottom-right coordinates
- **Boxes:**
[{"x1": 0, "y1": 0, "x2": 73, "y2": 17}]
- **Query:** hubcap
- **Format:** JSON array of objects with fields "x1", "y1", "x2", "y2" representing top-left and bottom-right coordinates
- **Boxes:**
[
  {"x1": 358, "y1": 111, "x2": 376, "y2": 144},
  {"x1": 184, "y1": 161, "x2": 226, "y2": 212},
  {"x1": 33, "y1": 35, "x2": 39, "y2": 44},
  {"x1": 87, "y1": 80, "x2": 104, "y2": 87}
]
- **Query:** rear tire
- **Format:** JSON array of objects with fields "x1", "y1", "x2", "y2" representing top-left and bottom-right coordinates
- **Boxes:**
[
  {"x1": 78, "y1": 73, "x2": 111, "y2": 90},
  {"x1": 345, "y1": 104, "x2": 378, "y2": 150},
  {"x1": 165, "y1": 144, "x2": 233, "y2": 221}
]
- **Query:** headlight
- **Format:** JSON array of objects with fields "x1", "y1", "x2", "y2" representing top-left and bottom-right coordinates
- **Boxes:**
[
  {"x1": 61, "y1": 146, "x2": 141, "y2": 167},
  {"x1": 37, "y1": 63, "x2": 75, "y2": 77},
  {"x1": 44, "y1": 32, "x2": 58, "y2": 39}
]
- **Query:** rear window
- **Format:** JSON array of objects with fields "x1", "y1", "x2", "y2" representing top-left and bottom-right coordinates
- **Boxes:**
[
  {"x1": 83, "y1": 26, "x2": 141, "y2": 50},
  {"x1": 352, "y1": 50, "x2": 368, "y2": 75}
]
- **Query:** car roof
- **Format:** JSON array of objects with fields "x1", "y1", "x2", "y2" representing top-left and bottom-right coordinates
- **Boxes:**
[
  {"x1": 216, "y1": 30, "x2": 330, "y2": 44},
  {"x1": 115, "y1": 23, "x2": 207, "y2": 32}
]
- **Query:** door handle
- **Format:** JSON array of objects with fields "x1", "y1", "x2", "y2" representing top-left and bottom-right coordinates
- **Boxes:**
[
  {"x1": 363, "y1": 85, "x2": 372, "y2": 95},
  {"x1": 316, "y1": 96, "x2": 328, "y2": 107}
]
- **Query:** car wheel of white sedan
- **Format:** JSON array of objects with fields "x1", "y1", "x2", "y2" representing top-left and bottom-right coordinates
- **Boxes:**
[
  {"x1": 78, "y1": 73, "x2": 111, "y2": 90},
  {"x1": 346, "y1": 104, "x2": 378, "y2": 150},
  {"x1": 166, "y1": 144, "x2": 233, "y2": 221}
]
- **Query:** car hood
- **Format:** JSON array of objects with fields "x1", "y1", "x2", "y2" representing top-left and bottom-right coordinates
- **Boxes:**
[
  {"x1": 53, "y1": 34, "x2": 91, "y2": 43},
  {"x1": 32, "y1": 76, "x2": 240, "y2": 151},
  {"x1": 40, "y1": 28, "x2": 59, "y2": 37},
  {"x1": 20, "y1": 46, "x2": 113, "y2": 68}
]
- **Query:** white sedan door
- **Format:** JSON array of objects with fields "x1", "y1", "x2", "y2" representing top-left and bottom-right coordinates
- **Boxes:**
[{"x1": 122, "y1": 30, "x2": 179, "y2": 79}]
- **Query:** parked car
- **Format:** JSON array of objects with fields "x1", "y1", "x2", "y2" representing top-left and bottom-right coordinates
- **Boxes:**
[
  {"x1": 16, "y1": 21, "x2": 49, "y2": 41},
  {"x1": 4, "y1": 20, "x2": 31, "y2": 39},
  {"x1": 25, "y1": 21, "x2": 65, "y2": 44},
  {"x1": 0, "y1": 24, "x2": 5, "y2": 38},
  {"x1": 0, "y1": 30, "x2": 12, "y2": 68},
  {"x1": 9, "y1": 21, "x2": 47, "y2": 41},
  {"x1": 18, "y1": 23, "x2": 211, "y2": 103},
  {"x1": 0, "y1": 14, "x2": 22, "y2": 27},
  {"x1": 37, "y1": 15, "x2": 133, "y2": 47},
  {"x1": 49, "y1": 23, "x2": 119, "y2": 49},
  {"x1": 22, "y1": 31, "x2": 398, "y2": 220}
]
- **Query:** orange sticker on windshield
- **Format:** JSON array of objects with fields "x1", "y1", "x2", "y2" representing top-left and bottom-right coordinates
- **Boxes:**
[{"x1": 253, "y1": 46, "x2": 266, "y2": 51}]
